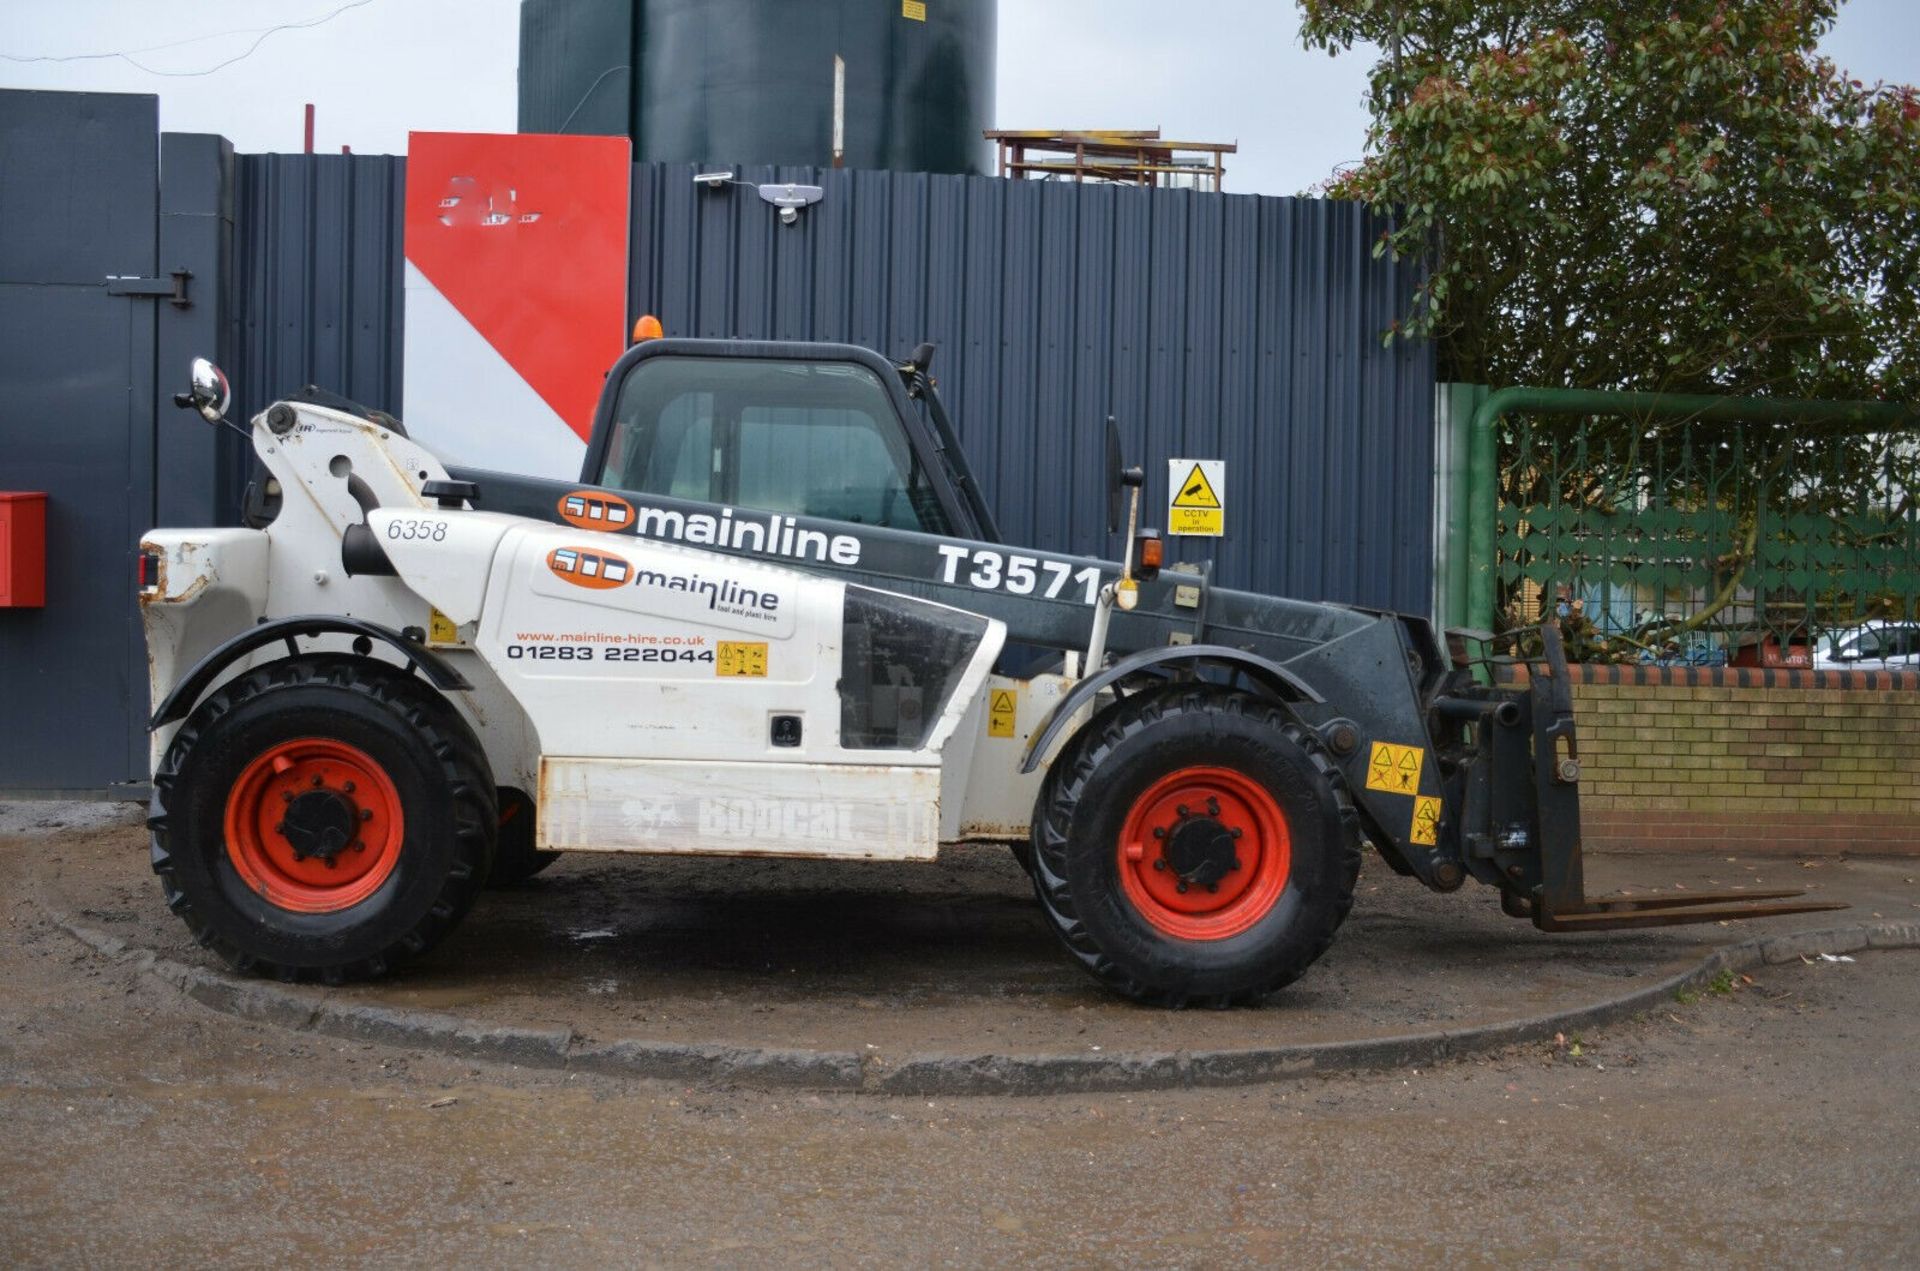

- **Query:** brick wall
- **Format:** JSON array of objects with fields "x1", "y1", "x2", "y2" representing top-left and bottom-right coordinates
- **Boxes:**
[{"x1": 1551, "y1": 666, "x2": 1920, "y2": 855}]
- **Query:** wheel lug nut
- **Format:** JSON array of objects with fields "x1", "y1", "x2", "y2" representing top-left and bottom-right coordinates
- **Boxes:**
[
  {"x1": 343, "y1": 781, "x2": 356, "y2": 794},
  {"x1": 281, "y1": 791, "x2": 294, "y2": 803},
  {"x1": 353, "y1": 841, "x2": 365, "y2": 852},
  {"x1": 274, "y1": 822, "x2": 286, "y2": 834},
  {"x1": 322, "y1": 856, "x2": 337, "y2": 869},
  {"x1": 1152, "y1": 859, "x2": 1166, "y2": 871},
  {"x1": 1229, "y1": 828, "x2": 1242, "y2": 839},
  {"x1": 1230, "y1": 859, "x2": 1242, "y2": 871},
  {"x1": 1206, "y1": 883, "x2": 1218, "y2": 893},
  {"x1": 1176, "y1": 881, "x2": 1189, "y2": 894},
  {"x1": 359, "y1": 809, "x2": 373, "y2": 822},
  {"x1": 311, "y1": 776, "x2": 323, "y2": 787},
  {"x1": 1207, "y1": 798, "x2": 1220, "y2": 816},
  {"x1": 1153, "y1": 826, "x2": 1167, "y2": 840}
]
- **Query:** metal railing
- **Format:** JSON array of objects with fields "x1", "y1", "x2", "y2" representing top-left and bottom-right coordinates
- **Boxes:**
[{"x1": 1448, "y1": 387, "x2": 1920, "y2": 663}]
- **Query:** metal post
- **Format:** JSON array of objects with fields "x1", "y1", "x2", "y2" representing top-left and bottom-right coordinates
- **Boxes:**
[
  {"x1": 831, "y1": 55, "x2": 845, "y2": 169},
  {"x1": 155, "y1": 132, "x2": 235, "y2": 529}
]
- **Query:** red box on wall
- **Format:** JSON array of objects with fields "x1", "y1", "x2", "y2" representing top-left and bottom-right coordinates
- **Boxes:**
[
  {"x1": 0, "y1": 492, "x2": 47, "y2": 608},
  {"x1": 1728, "y1": 632, "x2": 1812, "y2": 668}
]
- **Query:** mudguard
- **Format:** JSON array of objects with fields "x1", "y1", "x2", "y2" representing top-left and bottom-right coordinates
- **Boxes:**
[
  {"x1": 1020, "y1": 644, "x2": 1324, "y2": 774},
  {"x1": 148, "y1": 615, "x2": 471, "y2": 729}
]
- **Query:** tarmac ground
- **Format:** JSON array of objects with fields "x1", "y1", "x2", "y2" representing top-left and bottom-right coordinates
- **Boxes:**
[{"x1": 3, "y1": 803, "x2": 1918, "y2": 1264}]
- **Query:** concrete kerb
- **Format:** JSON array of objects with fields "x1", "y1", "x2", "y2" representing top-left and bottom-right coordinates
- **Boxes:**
[{"x1": 44, "y1": 906, "x2": 1920, "y2": 1097}]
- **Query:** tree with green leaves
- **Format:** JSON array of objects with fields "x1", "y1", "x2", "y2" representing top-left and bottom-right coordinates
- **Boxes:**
[
  {"x1": 1300, "y1": 0, "x2": 1919, "y2": 400},
  {"x1": 1302, "y1": 1, "x2": 1920, "y2": 653}
]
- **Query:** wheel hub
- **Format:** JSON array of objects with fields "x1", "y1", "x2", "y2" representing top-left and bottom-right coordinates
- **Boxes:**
[
  {"x1": 280, "y1": 789, "x2": 360, "y2": 865},
  {"x1": 1164, "y1": 813, "x2": 1240, "y2": 889},
  {"x1": 1118, "y1": 766, "x2": 1293, "y2": 942},
  {"x1": 224, "y1": 738, "x2": 403, "y2": 913}
]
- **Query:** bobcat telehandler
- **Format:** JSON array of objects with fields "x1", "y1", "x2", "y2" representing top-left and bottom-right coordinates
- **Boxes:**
[{"x1": 138, "y1": 341, "x2": 1840, "y2": 1005}]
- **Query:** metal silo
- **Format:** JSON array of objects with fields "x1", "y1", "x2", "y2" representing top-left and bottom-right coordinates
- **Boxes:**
[{"x1": 518, "y1": 0, "x2": 997, "y2": 176}]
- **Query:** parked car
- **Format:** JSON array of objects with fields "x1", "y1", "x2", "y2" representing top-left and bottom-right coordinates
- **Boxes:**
[{"x1": 1812, "y1": 620, "x2": 1920, "y2": 670}]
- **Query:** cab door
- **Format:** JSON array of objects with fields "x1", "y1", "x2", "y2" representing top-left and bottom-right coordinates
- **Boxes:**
[{"x1": 587, "y1": 346, "x2": 969, "y2": 538}]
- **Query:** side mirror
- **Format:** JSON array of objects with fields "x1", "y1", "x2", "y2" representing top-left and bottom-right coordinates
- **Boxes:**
[
  {"x1": 178, "y1": 357, "x2": 231, "y2": 425},
  {"x1": 1104, "y1": 415, "x2": 1143, "y2": 534}
]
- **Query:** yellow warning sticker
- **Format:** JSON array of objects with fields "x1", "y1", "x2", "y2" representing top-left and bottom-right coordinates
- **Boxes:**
[
  {"x1": 427, "y1": 607, "x2": 461, "y2": 647},
  {"x1": 988, "y1": 688, "x2": 1018, "y2": 738},
  {"x1": 1364, "y1": 741, "x2": 1425, "y2": 795},
  {"x1": 715, "y1": 641, "x2": 768, "y2": 677},
  {"x1": 902, "y1": 0, "x2": 927, "y2": 20},
  {"x1": 1167, "y1": 459, "x2": 1225, "y2": 536},
  {"x1": 1411, "y1": 795, "x2": 1442, "y2": 846}
]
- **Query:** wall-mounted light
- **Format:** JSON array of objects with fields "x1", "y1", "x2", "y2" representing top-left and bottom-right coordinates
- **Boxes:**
[
  {"x1": 758, "y1": 182, "x2": 824, "y2": 225},
  {"x1": 691, "y1": 172, "x2": 824, "y2": 226}
]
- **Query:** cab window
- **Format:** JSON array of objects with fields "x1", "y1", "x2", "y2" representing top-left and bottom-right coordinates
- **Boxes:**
[{"x1": 597, "y1": 356, "x2": 951, "y2": 535}]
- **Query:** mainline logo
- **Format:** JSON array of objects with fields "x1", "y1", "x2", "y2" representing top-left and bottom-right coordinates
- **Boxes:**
[
  {"x1": 627, "y1": 503, "x2": 862, "y2": 567},
  {"x1": 557, "y1": 490, "x2": 634, "y2": 532},
  {"x1": 542, "y1": 544, "x2": 782, "y2": 622},
  {"x1": 546, "y1": 545, "x2": 630, "y2": 590}
]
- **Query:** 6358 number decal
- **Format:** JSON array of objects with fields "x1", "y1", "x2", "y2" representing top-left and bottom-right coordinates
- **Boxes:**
[{"x1": 385, "y1": 518, "x2": 447, "y2": 541}]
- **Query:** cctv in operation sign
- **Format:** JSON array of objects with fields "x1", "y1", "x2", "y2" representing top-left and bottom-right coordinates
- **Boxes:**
[{"x1": 1167, "y1": 459, "x2": 1225, "y2": 536}]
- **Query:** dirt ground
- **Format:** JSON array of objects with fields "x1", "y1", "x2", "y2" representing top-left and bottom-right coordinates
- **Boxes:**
[
  {"x1": 18, "y1": 803, "x2": 1920, "y2": 1062},
  {"x1": 3, "y1": 806, "x2": 1918, "y2": 1265}
]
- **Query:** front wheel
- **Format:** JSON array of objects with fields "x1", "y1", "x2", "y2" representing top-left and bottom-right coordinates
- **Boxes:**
[
  {"x1": 1029, "y1": 686, "x2": 1359, "y2": 1006},
  {"x1": 149, "y1": 657, "x2": 496, "y2": 982}
]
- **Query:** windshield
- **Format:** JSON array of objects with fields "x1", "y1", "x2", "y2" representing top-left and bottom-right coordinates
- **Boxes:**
[{"x1": 597, "y1": 356, "x2": 952, "y2": 535}]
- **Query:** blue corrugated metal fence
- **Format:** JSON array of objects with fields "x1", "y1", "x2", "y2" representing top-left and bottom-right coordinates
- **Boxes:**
[{"x1": 231, "y1": 153, "x2": 1433, "y2": 611}]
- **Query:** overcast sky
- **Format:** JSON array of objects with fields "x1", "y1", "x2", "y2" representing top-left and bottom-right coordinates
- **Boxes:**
[{"x1": 2, "y1": 0, "x2": 1917, "y2": 196}]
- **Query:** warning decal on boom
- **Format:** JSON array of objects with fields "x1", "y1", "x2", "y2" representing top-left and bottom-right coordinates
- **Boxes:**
[
  {"x1": 1365, "y1": 741, "x2": 1425, "y2": 795},
  {"x1": 1410, "y1": 795, "x2": 1442, "y2": 846}
]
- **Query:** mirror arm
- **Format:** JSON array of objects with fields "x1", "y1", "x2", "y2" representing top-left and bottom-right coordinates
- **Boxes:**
[
  {"x1": 210, "y1": 415, "x2": 256, "y2": 445},
  {"x1": 173, "y1": 386, "x2": 253, "y2": 444}
]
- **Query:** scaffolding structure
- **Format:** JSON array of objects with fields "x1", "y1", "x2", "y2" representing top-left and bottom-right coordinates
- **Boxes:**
[{"x1": 984, "y1": 129, "x2": 1236, "y2": 192}]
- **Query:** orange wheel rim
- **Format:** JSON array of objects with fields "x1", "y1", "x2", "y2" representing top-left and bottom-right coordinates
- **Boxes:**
[
  {"x1": 223, "y1": 738, "x2": 404, "y2": 914},
  {"x1": 1116, "y1": 765, "x2": 1291, "y2": 941}
]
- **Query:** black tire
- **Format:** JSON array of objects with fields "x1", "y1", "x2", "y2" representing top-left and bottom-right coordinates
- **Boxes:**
[
  {"x1": 1030, "y1": 685, "x2": 1360, "y2": 1007},
  {"x1": 149, "y1": 656, "x2": 496, "y2": 982},
  {"x1": 487, "y1": 788, "x2": 559, "y2": 886},
  {"x1": 1010, "y1": 741, "x2": 1072, "y2": 878}
]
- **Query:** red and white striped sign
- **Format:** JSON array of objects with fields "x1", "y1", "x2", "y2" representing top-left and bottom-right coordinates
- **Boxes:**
[{"x1": 402, "y1": 131, "x2": 630, "y2": 479}]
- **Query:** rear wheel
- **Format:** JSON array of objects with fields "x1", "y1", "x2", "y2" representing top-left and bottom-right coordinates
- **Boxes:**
[
  {"x1": 1030, "y1": 685, "x2": 1359, "y2": 1006},
  {"x1": 149, "y1": 657, "x2": 495, "y2": 982}
]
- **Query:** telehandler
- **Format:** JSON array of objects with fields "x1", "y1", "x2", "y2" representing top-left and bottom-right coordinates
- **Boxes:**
[{"x1": 139, "y1": 341, "x2": 1838, "y2": 1005}]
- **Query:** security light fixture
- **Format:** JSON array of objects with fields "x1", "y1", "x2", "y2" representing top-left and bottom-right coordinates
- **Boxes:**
[{"x1": 691, "y1": 172, "x2": 823, "y2": 226}]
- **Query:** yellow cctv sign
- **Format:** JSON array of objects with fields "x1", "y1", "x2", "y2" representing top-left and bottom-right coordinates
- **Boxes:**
[{"x1": 1167, "y1": 459, "x2": 1225, "y2": 536}]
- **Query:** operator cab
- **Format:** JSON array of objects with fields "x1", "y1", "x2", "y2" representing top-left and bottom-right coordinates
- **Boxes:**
[{"x1": 580, "y1": 338, "x2": 999, "y2": 544}]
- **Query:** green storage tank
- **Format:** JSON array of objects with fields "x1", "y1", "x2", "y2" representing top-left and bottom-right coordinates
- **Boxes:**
[{"x1": 518, "y1": 0, "x2": 997, "y2": 176}]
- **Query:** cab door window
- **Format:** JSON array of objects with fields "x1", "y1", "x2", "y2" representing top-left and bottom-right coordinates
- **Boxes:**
[{"x1": 598, "y1": 356, "x2": 950, "y2": 535}]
